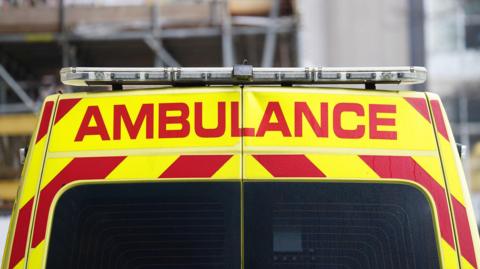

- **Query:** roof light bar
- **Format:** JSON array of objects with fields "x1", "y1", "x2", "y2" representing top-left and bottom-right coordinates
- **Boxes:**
[{"x1": 60, "y1": 66, "x2": 427, "y2": 88}]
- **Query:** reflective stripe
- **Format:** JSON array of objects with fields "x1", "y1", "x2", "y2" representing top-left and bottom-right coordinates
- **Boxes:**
[
  {"x1": 35, "y1": 101, "x2": 54, "y2": 144},
  {"x1": 404, "y1": 97, "x2": 431, "y2": 123},
  {"x1": 31, "y1": 156, "x2": 126, "y2": 247},
  {"x1": 452, "y1": 196, "x2": 477, "y2": 268},
  {"x1": 159, "y1": 155, "x2": 233, "y2": 178},
  {"x1": 360, "y1": 155, "x2": 455, "y2": 248},
  {"x1": 252, "y1": 154, "x2": 326, "y2": 177},
  {"x1": 54, "y1": 98, "x2": 81, "y2": 124},
  {"x1": 8, "y1": 199, "x2": 33, "y2": 269},
  {"x1": 430, "y1": 100, "x2": 449, "y2": 141}
]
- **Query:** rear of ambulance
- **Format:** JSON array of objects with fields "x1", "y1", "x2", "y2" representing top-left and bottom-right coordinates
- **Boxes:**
[{"x1": 1, "y1": 66, "x2": 479, "y2": 269}]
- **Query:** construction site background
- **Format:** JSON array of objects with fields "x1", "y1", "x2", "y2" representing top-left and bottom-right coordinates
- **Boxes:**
[{"x1": 1, "y1": 0, "x2": 480, "y2": 261}]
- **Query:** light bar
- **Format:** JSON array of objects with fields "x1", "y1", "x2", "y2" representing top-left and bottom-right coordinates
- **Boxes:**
[{"x1": 60, "y1": 66, "x2": 427, "y2": 88}]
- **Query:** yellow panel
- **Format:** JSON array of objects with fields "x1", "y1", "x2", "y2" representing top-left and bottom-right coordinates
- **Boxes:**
[
  {"x1": 49, "y1": 88, "x2": 241, "y2": 153},
  {"x1": 243, "y1": 87, "x2": 436, "y2": 152},
  {"x1": 12, "y1": 258, "x2": 25, "y2": 269},
  {"x1": 18, "y1": 138, "x2": 47, "y2": 208},
  {"x1": 4, "y1": 96, "x2": 58, "y2": 269},
  {"x1": 462, "y1": 257, "x2": 477, "y2": 269},
  {"x1": 427, "y1": 93, "x2": 480, "y2": 268},
  {"x1": 40, "y1": 158, "x2": 73, "y2": 189},
  {"x1": 413, "y1": 155, "x2": 446, "y2": 188},
  {"x1": 437, "y1": 137, "x2": 465, "y2": 203},
  {"x1": 306, "y1": 154, "x2": 379, "y2": 179},
  {"x1": 25, "y1": 241, "x2": 45, "y2": 269},
  {"x1": 441, "y1": 239, "x2": 461, "y2": 269},
  {"x1": 106, "y1": 155, "x2": 178, "y2": 180}
]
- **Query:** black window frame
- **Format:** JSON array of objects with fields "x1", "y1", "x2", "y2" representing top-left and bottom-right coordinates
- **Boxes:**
[
  {"x1": 46, "y1": 182, "x2": 241, "y2": 269},
  {"x1": 244, "y1": 181, "x2": 441, "y2": 269}
]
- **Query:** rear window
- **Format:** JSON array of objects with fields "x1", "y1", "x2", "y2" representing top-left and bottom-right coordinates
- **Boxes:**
[
  {"x1": 244, "y1": 182, "x2": 440, "y2": 269},
  {"x1": 47, "y1": 182, "x2": 240, "y2": 269}
]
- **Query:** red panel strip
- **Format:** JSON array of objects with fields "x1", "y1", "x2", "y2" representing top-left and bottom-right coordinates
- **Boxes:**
[
  {"x1": 8, "y1": 199, "x2": 34, "y2": 269},
  {"x1": 54, "y1": 98, "x2": 81, "y2": 124},
  {"x1": 252, "y1": 154, "x2": 326, "y2": 177},
  {"x1": 159, "y1": 155, "x2": 233, "y2": 178},
  {"x1": 430, "y1": 100, "x2": 449, "y2": 141},
  {"x1": 360, "y1": 155, "x2": 455, "y2": 248},
  {"x1": 31, "y1": 156, "x2": 126, "y2": 247},
  {"x1": 452, "y1": 196, "x2": 477, "y2": 268},
  {"x1": 404, "y1": 97, "x2": 431, "y2": 123},
  {"x1": 35, "y1": 101, "x2": 54, "y2": 144}
]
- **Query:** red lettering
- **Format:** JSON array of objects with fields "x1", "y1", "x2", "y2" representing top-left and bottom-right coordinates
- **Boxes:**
[
  {"x1": 231, "y1": 102, "x2": 255, "y2": 137},
  {"x1": 194, "y1": 102, "x2": 226, "y2": 137},
  {"x1": 294, "y1": 102, "x2": 328, "y2": 137},
  {"x1": 333, "y1": 103, "x2": 365, "y2": 139},
  {"x1": 256, "y1": 102, "x2": 291, "y2": 137},
  {"x1": 158, "y1": 103, "x2": 190, "y2": 138},
  {"x1": 369, "y1": 104, "x2": 397, "y2": 139},
  {"x1": 113, "y1": 104, "x2": 153, "y2": 140},
  {"x1": 75, "y1": 106, "x2": 110, "y2": 141}
]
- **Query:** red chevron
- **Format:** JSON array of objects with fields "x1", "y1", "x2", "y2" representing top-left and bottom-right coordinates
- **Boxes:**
[
  {"x1": 360, "y1": 155, "x2": 455, "y2": 248},
  {"x1": 159, "y1": 155, "x2": 233, "y2": 178},
  {"x1": 404, "y1": 97, "x2": 431, "y2": 123},
  {"x1": 452, "y1": 196, "x2": 477, "y2": 268},
  {"x1": 430, "y1": 100, "x2": 449, "y2": 141},
  {"x1": 35, "y1": 101, "x2": 54, "y2": 143},
  {"x1": 253, "y1": 154, "x2": 325, "y2": 177},
  {"x1": 54, "y1": 98, "x2": 81, "y2": 124},
  {"x1": 31, "y1": 156, "x2": 126, "y2": 248},
  {"x1": 8, "y1": 199, "x2": 33, "y2": 269}
]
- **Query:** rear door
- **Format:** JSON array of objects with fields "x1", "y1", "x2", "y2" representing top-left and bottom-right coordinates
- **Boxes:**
[
  {"x1": 19, "y1": 87, "x2": 243, "y2": 269},
  {"x1": 242, "y1": 86, "x2": 458, "y2": 269}
]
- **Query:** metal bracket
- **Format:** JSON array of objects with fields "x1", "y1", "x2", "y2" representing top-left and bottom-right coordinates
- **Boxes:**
[{"x1": 232, "y1": 64, "x2": 253, "y2": 82}]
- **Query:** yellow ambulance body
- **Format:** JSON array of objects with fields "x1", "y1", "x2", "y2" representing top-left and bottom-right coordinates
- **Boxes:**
[{"x1": 2, "y1": 66, "x2": 479, "y2": 269}]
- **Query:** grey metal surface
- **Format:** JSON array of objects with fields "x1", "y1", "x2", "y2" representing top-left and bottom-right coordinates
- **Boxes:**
[
  {"x1": 0, "y1": 65, "x2": 35, "y2": 111},
  {"x1": 144, "y1": 36, "x2": 181, "y2": 67},
  {"x1": 261, "y1": 0, "x2": 281, "y2": 67},
  {"x1": 60, "y1": 66, "x2": 428, "y2": 87},
  {"x1": 221, "y1": 0, "x2": 235, "y2": 67}
]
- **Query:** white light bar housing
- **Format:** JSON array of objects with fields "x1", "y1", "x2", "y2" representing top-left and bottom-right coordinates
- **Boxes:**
[{"x1": 60, "y1": 66, "x2": 427, "y2": 88}]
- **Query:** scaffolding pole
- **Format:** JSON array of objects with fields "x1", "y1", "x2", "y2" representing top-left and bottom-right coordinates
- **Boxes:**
[
  {"x1": 0, "y1": 64, "x2": 35, "y2": 111},
  {"x1": 221, "y1": 0, "x2": 235, "y2": 66},
  {"x1": 144, "y1": 35, "x2": 180, "y2": 67},
  {"x1": 145, "y1": 4, "x2": 180, "y2": 67},
  {"x1": 261, "y1": 0, "x2": 281, "y2": 67}
]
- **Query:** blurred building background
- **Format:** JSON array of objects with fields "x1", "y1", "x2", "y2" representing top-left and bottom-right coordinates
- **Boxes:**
[{"x1": 0, "y1": 0, "x2": 479, "y2": 260}]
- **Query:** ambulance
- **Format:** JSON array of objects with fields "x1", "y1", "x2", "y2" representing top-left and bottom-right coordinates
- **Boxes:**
[{"x1": 1, "y1": 65, "x2": 479, "y2": 269}]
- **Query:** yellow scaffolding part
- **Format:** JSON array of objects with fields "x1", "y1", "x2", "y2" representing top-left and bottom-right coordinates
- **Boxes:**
[
  {"x1": 0, "y1": 180, "x2": 19, "y2": 201},
  {"x1": 0, "y1": 113, "x2": 36, "y2": 136}
]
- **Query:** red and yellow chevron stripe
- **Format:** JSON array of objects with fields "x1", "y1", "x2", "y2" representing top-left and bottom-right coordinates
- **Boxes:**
[
  {"x1": 245, "y1": 153, "x2": 460, "y2": 268},
  {"x1": 4, "y1": 97, "x2": 58, "y2": 269},
  {"x1": 24, "y1": 153, "x2": 239, "y2": 268},
  {"x1": 4, "y1": 87, "x2": 479, "y2": 269},
  {"x1": 427, "y1": 93, "x2": 480, "y2": 269}
]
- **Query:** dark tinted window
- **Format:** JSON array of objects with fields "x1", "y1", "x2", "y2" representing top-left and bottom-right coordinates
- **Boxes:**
[
  {"x1": 47, "y1": 182, "x2": 240, "y2": 269},
  {"x1": 245, "y1": 182, "x2": 440, "y2": 269}
]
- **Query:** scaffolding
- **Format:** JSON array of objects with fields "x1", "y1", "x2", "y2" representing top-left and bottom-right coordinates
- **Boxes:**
[
  {"x1": 0, "y1": 0, "x2": 298, "y2": 205},
  {"x1": 0, "y1": 0, "x2": 297, "y2": 114}
]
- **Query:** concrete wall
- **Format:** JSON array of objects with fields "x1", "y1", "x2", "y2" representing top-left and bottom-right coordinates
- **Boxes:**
[
  {"x1": 297, "y1": 0, "x2": 410, "y2": 67},
  {"x1": 0, "y1": 216, "x2": 10, "y2": 265}
]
